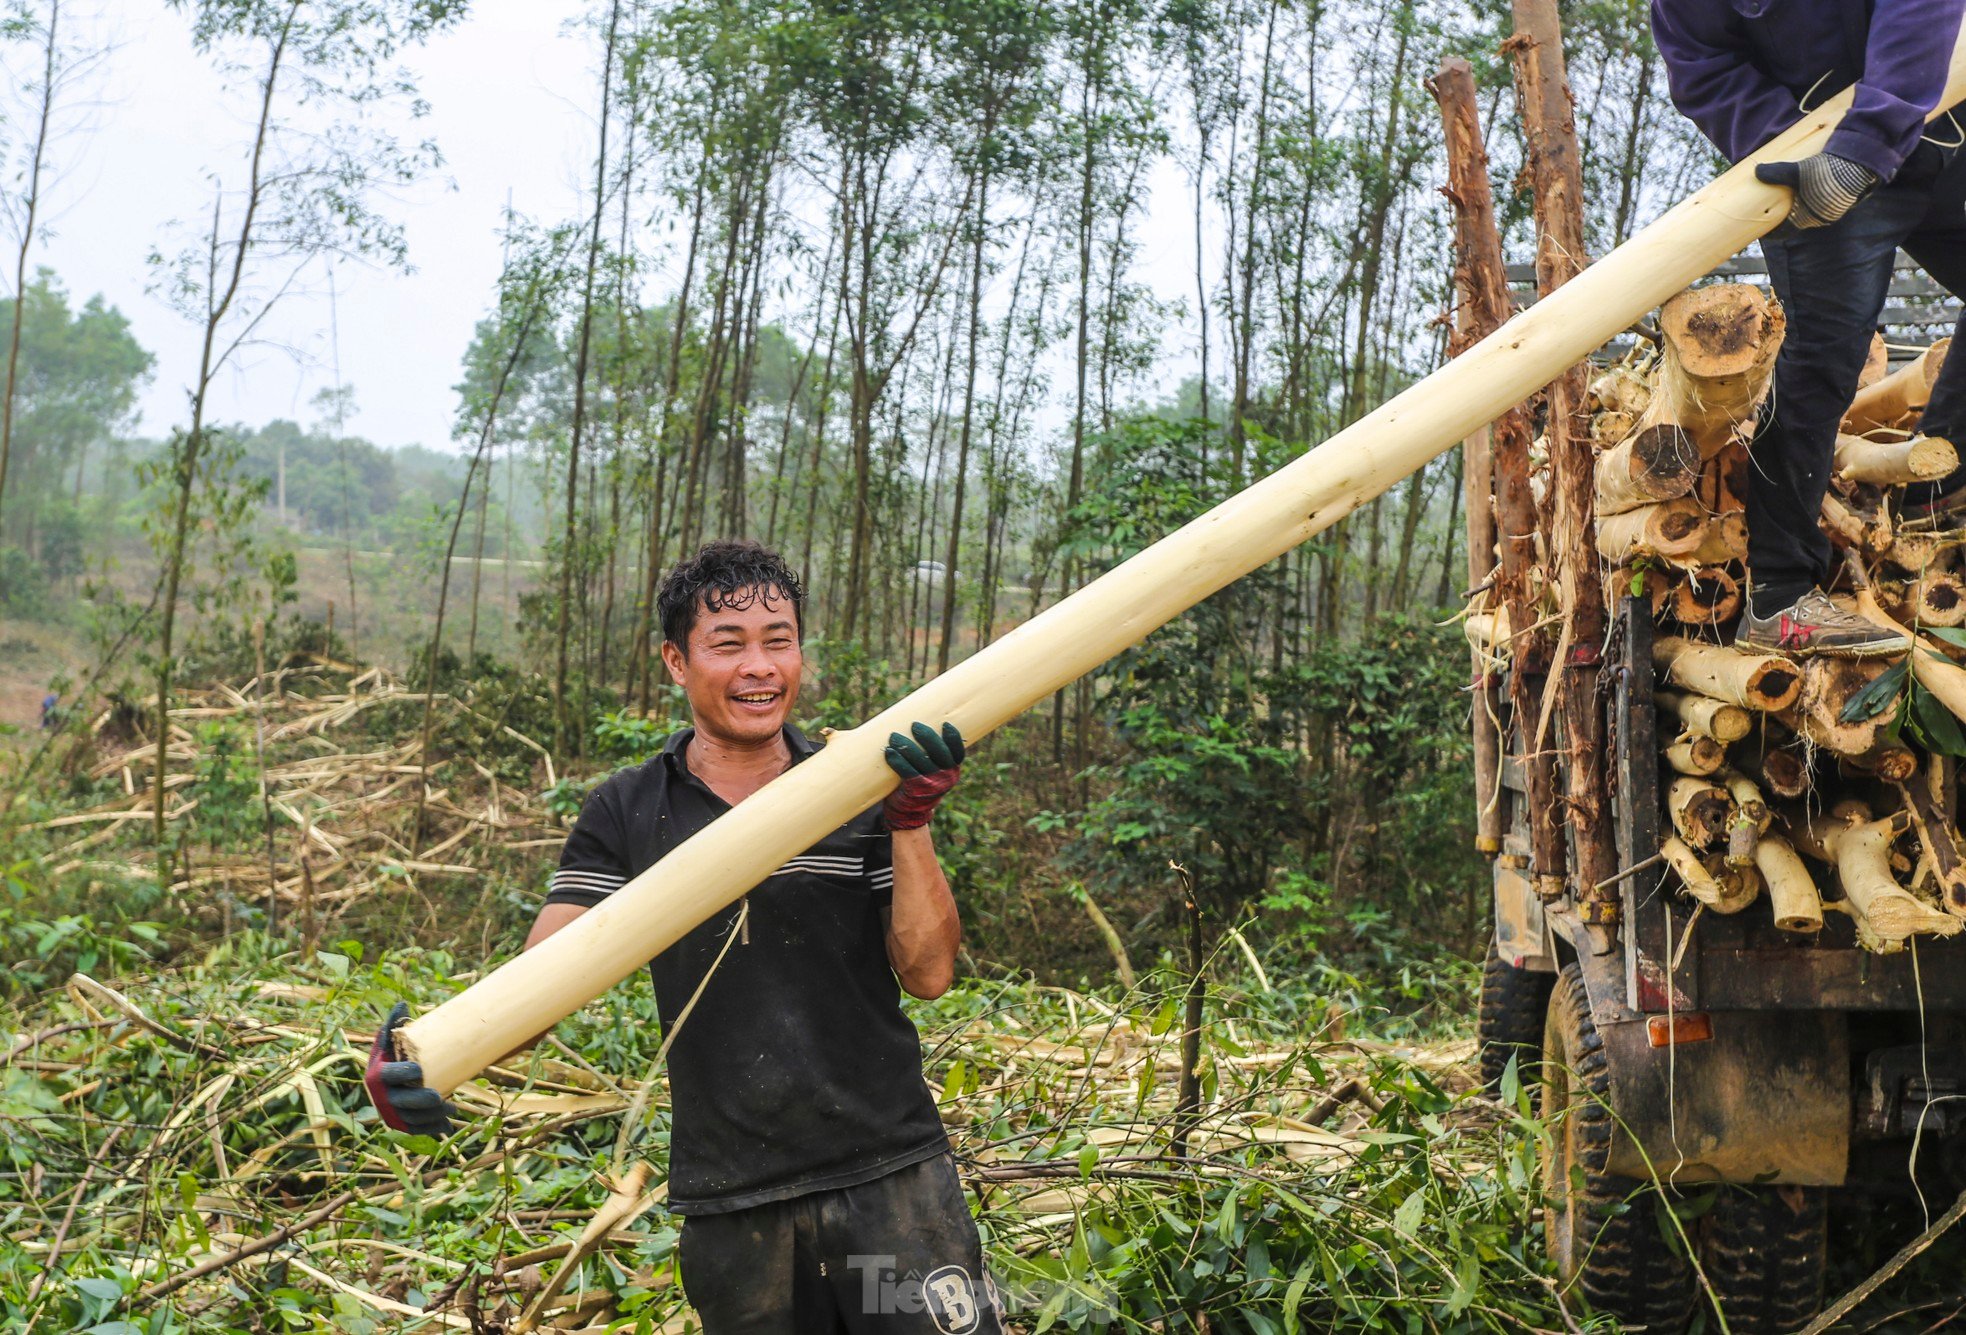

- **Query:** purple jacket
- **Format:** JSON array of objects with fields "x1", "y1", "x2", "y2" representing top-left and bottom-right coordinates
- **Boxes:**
[{"x1": 1651, "y1": 0, "x2": 1966, "y2": 179}]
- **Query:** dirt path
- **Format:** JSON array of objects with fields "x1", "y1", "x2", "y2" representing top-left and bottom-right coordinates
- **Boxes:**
[{"x1": 0, "y1": 619, "x2": 87, "y2": 735}]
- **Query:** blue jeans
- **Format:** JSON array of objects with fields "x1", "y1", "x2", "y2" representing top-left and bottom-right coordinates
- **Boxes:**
[{"x1": 1751, "y1": 130, "x2": 1966, "y2": 607}]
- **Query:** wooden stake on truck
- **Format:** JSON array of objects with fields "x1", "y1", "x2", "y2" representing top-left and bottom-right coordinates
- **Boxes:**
[{"x1": 386, "y1": 35, "x2": 1966, "y2": 1100}]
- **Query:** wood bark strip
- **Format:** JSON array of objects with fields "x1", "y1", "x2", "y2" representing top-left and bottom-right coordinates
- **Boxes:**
[
  {"x1": 1895, "y1": 767, "x2": 1966, "y2": 920},
  {"x1": 397, "y1": 37, "x2": 1966, "y2": 1095},
  {"x1": 1509, "y1": 0, "x2": 1615, "y2": 909},
  {"x1": 1433, "y1": 54, "x2": 1562, "y2": 877}
]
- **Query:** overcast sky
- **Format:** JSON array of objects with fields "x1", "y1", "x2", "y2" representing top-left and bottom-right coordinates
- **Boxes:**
[{"x1": 17, "y1": 4, "x2": 609, "y2": 453}]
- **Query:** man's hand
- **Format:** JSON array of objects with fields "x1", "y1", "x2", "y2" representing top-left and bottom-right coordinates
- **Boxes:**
[
  {"x1": 883, "y1": 721, "x2": 964, "y2": 830},
  {"x1": 1756, "y1": 152, "x2": 1880, "y2": 229},
  {"x1": 364, "y1": 1002, "x2": 457, "y2": 1137}
]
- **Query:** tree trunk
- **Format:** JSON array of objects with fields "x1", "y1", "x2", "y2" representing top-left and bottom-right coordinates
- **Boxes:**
[
  {"x1": 1510, "y1": 0, "x2": 1615, "y2": 913},
  {"x1": 554, "y1": 0, "x2": 622, "y2": 756},
  {"x1": 1430, "y1": 55, "x2": 1563, "y2": 886}
]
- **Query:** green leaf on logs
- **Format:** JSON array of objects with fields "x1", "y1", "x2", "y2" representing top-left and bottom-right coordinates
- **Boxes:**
[
  {"x1": 1842, "y1": 659, "x2": 1909, "y2": 723},
  {"x1": 1913, "y1": 682, "x2": 1966, "y2": 757}
]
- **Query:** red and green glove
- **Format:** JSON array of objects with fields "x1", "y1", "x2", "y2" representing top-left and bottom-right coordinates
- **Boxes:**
[
  {"x1": 883, "y1": 721, "x2": 964, "y2": 829},
  {"x1": 364, "y1": 1002, "x2": 457, "y2": 1137}
]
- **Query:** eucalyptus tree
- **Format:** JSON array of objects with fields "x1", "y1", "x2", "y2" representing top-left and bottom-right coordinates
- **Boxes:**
[
  {"x1": 553, "y1": 0, "x2": 626, "y2": 756},
  {"x1": 0, "y1": 0, "x2": 109, "y2": 539},
  {"x1": 146, "y1": 0, "x2": 466, "y2": 843},
  {"x1": 931, "y1": 0, "x2": 1056, "y2": 672},
  {"x1": 786, "y1": 0, "x2": 974, "y2": 642}
]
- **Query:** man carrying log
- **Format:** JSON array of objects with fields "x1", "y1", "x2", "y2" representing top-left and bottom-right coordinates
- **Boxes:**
[
  {"x1": 1652, "y1": 0, "x2": 1966, "y2": 656},
  {"x1": 370, "y1": 540, "x2": 1001, "y2": 1333}
]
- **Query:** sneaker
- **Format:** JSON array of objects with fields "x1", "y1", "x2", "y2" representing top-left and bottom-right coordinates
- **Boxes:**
[{"x1": 1734, "y1": 588, "x2": 1911, "y2": 659}]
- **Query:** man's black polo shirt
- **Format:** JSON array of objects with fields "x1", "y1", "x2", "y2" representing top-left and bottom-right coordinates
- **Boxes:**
[{"x1": 541, "y1": 725, "x2": 950, "y2": 1214}]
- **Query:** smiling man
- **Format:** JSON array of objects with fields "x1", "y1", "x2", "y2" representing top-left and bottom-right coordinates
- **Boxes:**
[{"x1": 525, "y1": 539, "x2": 999, "y2": 1335}]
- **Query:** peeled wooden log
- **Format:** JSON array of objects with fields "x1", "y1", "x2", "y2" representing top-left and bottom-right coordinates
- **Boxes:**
[
  {"x1": 1656, "y1": 689, "x2": 1752, "y2": 743},
  {"x1": 392, "y1": 45, "x2": 1966, "y2": 1097},
  {"x1": 1895, "y1": 765, "x2": 1966, "y2": 921},
  {"x1": 1689, "y1": 509, "x2": 1748, "y2": 566},
  {"x1": 1590, "y1": 364, "x2": 1652, "y2": 417},
  {"x1": 1594, "y1": 423, "x2": 1701, "y2": 515},
  {"x1": 1718, "y1": 767, "x2": 1770, "y2": 867},
  {"x1": 1670, "y1": 776, "x2": 1732, "y2": 847},
  {"x1": 1884, "y1": 529, "x2": 1946, "y2": 571},
  {"x1": 1636, "y1": 285, "x2": 1786, "y2": 460},
  {"x1": 1844, "y1": 337, "x2": 1950, "y2": 434},
  {"x1": 1743, "y1": 734, "x2": 1811, "y2": 799},
  {"x1": 1623, "y1": 563, "x2": 1674, "y2": 617},
  {"x1": 1834, "y1": 432, "x2": 1958, "y2": 486},
  {"x1": 1662, "y1": 835, "x2": 1760, "y2": 913},
  {"x1": 1655, "y1": 636, "x2": 1802, "y2": 713},
  {"x1": 1670, "y1": 566, "x2": 1740, "y2": 626},
  {"x1": 1821, "y1": 491, "x2": 1893, "y2": 560},
  {"x1": 1754, "y1": 834, "x2": 1824, "y2": 932},
  {"x1": 1463, "y1": 609, "x2": 1512, "y2": 659},
  {"x1": 1592, "y1": 410, "x2": 1636, "y2": 446},
  {"x1": 1839, "y1": 742, "x2": 1921, "y2": 784},
  {"x1": 1596, "y1": 496, "x2": 1708, "y2": 562},
  {"x1": 1776, "y1": 700, "x2": 1907, "y2": 774},
  {"x1": 1860, "y1": 331, "x2": 1889, "y2": 390},
  {"x1": 1666, "y1": 734, "x2": 1726, "y2": 776},
  {"x1": 1871, "y1": 570, "x2": 1966, "y2": 629},
  {"x1": 1801, "y1": 801, "x2": 1961, "y2": 944},
  {"x1": 1796, "y1": 656, "x2": 1902, "y2": 757}
]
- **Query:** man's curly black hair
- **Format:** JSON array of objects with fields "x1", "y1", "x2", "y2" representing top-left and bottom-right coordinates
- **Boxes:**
[{"x1": 658, "y1": 540, "x2": 806, "y2": 655}]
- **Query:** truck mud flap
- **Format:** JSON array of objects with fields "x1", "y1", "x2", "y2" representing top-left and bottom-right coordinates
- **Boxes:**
[{"x1": 1575, "y1": 947, "x2": 1850, "y2": 1186}]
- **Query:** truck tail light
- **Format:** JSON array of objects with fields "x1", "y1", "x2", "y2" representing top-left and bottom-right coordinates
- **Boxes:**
[{"x1": 1647, "y1": 1012, "x2": 1713, "y2": 1047}]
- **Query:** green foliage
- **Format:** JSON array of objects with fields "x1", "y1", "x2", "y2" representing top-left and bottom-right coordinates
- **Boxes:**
[
  {"x1": 1054, "y1": 414, "x2": 1484, "y2": 968},
  {"x1": 0, "y1": 858, "x2": 163, "y2": 994},
  {"x1": 185, "y1": 721, "x2": 262, "y2": 854}
]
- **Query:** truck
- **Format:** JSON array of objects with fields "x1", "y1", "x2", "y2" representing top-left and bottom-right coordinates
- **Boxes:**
[{"x1": 1475, "y1": 261, "x2": 1966, "y2": 1334}]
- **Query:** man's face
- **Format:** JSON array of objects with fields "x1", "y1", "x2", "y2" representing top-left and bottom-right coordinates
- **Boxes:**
[{"x1": 660, "y1": 588, "x2": 802, "y2": 748}]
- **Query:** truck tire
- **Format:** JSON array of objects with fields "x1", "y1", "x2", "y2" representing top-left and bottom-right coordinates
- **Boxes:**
[
  {"x1": 1479, "y1": 940, "x2": 1554, "y2": 1094},
  {"x1": 1700, "y1": 1185, "x2": 1827, "y2": 1333},
  {"x1": 1542, "y1": 963, "x2": 1700, "y2": 1333}
]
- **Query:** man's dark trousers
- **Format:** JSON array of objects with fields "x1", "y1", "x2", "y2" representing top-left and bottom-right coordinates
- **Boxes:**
[
  {"x1": 676, "y1": 1153, "x2": 1003, "y2": 1333},
  {"x1": 1749, "y1": 132, "x2": 1966, "y2": 609}
]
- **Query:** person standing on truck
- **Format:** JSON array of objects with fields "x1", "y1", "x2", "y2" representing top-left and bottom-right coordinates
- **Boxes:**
[
  {"x1": 369, "y1": 539, "x2": 1002, "y2": 1333},
  {"x1": 1652, "y1": 0, "x2": 1966, "y2": 657}
]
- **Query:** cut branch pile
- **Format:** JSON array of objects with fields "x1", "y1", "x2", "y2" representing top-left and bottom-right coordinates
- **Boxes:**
[
  {"x1": 23, "y1": 660, "x2": 567, "y2": 929},
  {"x1": 0, "y1": 958, "x2": 1502, "y2": 1330},
  {"x1": 1471, "y1": 281, "x2": 1966, "y2": 951}
]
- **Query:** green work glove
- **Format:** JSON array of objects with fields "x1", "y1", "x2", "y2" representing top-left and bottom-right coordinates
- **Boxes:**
[{"x1": 883, "y1": 721, "x2": 965, "y2": 829}]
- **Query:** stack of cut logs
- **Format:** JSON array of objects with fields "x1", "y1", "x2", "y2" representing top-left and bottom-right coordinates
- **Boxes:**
[{"x1": 1470, "y1": 282, "x2": 1966, "y2": 952}]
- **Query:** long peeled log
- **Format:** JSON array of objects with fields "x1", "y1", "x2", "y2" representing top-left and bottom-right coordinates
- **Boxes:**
[
  {"x1": 1834, "y1": 432, "x2": 1957, "y2": 486},
  {"x1": 393, "y1": 44, "x2": 1966, "y2": 1096},
  {"x1": 1844, "y1": 337, "x2": 1951, "y2": 434}
]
